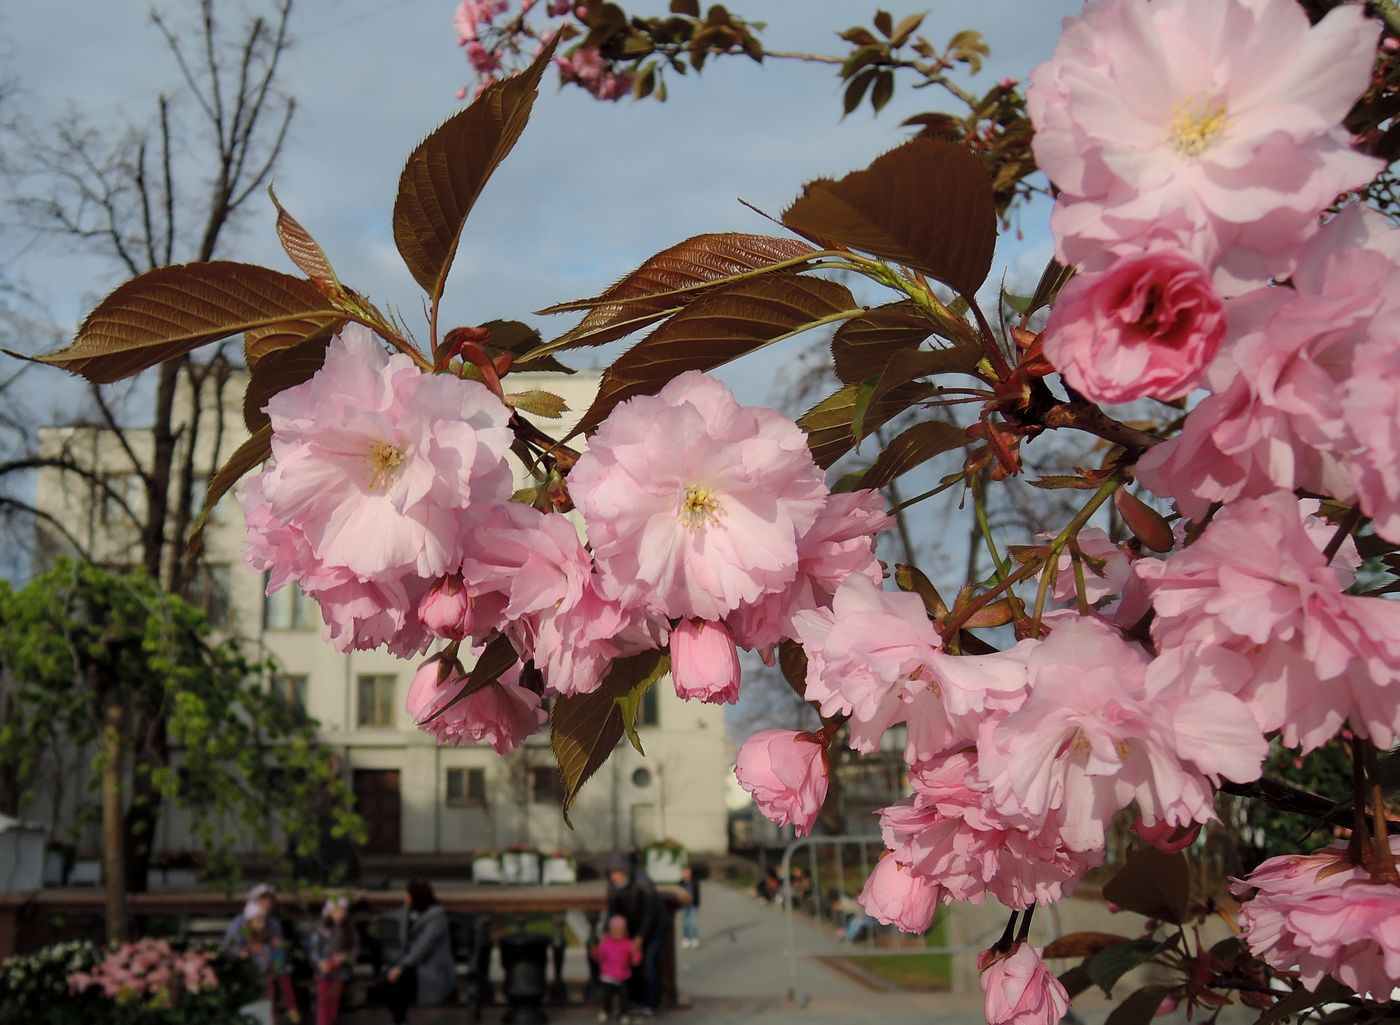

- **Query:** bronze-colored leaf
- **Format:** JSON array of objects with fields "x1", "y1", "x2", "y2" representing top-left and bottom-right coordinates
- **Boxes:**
[
  {"x1": 479, "y1": 319, "x2": 573, "y2": 374},
  {"x1": 1102, "y1": 846, "x2": 1190, "y2": 925},
  {"x1": 860, "y1": 418, "x2": 966, "y2": 489},
  {"x1": 1104, "y1": 985, "x2": 1174, "y2": 1025},
  {"x1": 419, "y1": 634, "x2": 520, "y2": 726},
  {"x1": 963, "y1": 598, "x2": 1015, "y2": 629},
  {"x1": 1114, "y1": 488, "x2": 1174, "y2": 553},
  {"x1": 1043, "y1": 933, "x2": 1133, "y2": 960},
  {"x1": 867, "y1": 343, "x2": 982, "y2": 411},
  {"x1": 527, "y1": 233, "x2": 820, "y2": 359},
  {"x1": 21, "y1": 262, "x2": 340, "y2": 384},
  {"x1": 392, "y1": 35, "x2": 559, "y2": 303},
  {"x1": 777, "y1": 639, "x2": 808, "y2": 697},
  {"x1": 243, "y1": 335, "x2": 332, "y2": 433},
  {"x1": 799, "y1": 380, "x2": 935, "y2": 469},
  {"x1": 782, "y1": 137, "x2": 997, "y2": 297},
  {"x1": 552, "y1": 649, "x2": 669, "y2": 823},
  {"x1": 567, "y1": 274, "x2": 857, "y2": 439},
  {"x1": 244, "y1": 315, "x2": 344, "y2": 368},
  {"x1": 894, "y1": 564, "x2": 945, "y2": 618},
  {"x1": 269, "y1": 187, "x2": 341, "y2": 297},
  {"x1": 831, "y1": 300, "x2": 937, "y2": 383},
  {"x1": 188, "y1": 424, "x2": 272, "y2": 547}
]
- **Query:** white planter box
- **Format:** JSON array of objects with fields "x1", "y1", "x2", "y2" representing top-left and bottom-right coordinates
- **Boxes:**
[
  {"x1": 239, "y1": 998, "x2": 273, "y2": 1025},
  {"x1": 473, "y1": 857, "x2": 503, "y2": 884},
  {"x1": 644, "y1": 848, "x2": 685, "y2": 885},
  {"x1": 541, "y1": 857, "x2": 577, "y2": 885},
  {"x1": 502, "y1": 850, "x2": 540, "y2": 884}
]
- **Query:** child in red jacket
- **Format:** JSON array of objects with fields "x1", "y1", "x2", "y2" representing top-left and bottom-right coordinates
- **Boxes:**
[{"x1": 591, "y1": 914, "x2": 642, "y2": 1023}]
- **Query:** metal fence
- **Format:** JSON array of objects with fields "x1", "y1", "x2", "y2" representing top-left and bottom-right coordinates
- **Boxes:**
[{"x1": 778, "y1": 834, "x2": 1061, "y2": 1002}]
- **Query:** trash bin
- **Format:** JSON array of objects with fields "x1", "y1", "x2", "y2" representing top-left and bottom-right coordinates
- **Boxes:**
[{"x1": 498, "y1": 931, "x2": 550, "y2": 1025}]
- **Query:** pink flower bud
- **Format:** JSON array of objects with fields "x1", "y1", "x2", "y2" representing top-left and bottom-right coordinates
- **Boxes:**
[
  {"x1": 980, "y1": 944, "x2": 1070, "y2": 1025},
  {"x1": 671, "y1": 619, "x2": 741, "y2": 704},
  {"x1": 858, "y1": 855, "x2": 942, "y2": 933},
  {"x1": 1132, "y1": 818, "x2": 1202, "y2": 854},
  {"x1": 733, "y1": 729, "x2": 828, "y2": 836},
  {"x1": 419, "y1": 574, "x2": 471, "y2": 641}
]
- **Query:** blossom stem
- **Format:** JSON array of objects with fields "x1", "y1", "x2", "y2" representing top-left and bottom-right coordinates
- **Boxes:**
[
  {"x1": 1362, "y1": 740, "x2": 1398, "y2": 884},
  {"x1": 1014, "y1": 904, "x2": 1035, "y2": 944},
  {"x1": 1030, "y1": 477, "x2": 1121, "y2": 633},
  {"x1": 1349, "y1": 742, "x2": 1371, "y2": 867},
  {"x1": 1071, "y1": 552, "x2": 1091, "y2": 616},
  {"x1": 889, "y1": 473, "x2": 965, "y2": 513},
  {"x1": 994, "y1": 911, "x2": 1019, "y2": 954},
  {"x1": 1321, "y1": 506, "x2": 1363, "y2": 564}
]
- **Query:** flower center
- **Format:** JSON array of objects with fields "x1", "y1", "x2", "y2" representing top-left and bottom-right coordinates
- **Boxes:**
[
  {"x1": 1168, "y1": 98, "x2": 1228, "y2": 157},
  {"x1": 678, "y1": 485, "x2": 723, "y2": 528},
  {"x1": 366, "y1": 441, "x2": 405, "y2": 491}
]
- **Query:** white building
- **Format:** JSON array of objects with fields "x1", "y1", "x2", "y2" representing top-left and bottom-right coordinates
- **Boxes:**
[{"x1": 30, "y1": 365, "x2": 730, "y2": 863}]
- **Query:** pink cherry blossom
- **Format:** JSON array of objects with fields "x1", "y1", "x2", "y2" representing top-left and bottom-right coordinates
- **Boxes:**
[
  {"x1": 727, "y1": 488, "x2": 893, "y2": 660},
  {"x1": 1132, "y1": 818, "x2": 1201, "y2": 854},
  {"x1": 733, "y1": 729, "x2": 828, "y2": 837},
  {"x1": 419, "y1": 573, "x2": 473, "y2": 641},
  {"x1": 980, "y1": 944, "x2": 1070, "y2": 1025},
  {"x1": 857, "y1": 854, "x2": 941, "y2": 933},
  {"x1": 454, "y1": 0, "x2": 508, "y2": 43},
  {"x1": 1042, "y1": 248, "x2": 1225, "y2": 403},
  {"x1": 406, "y1": 656, "x2": 546, "y2": 754},
  {"x1": 555, "y1": 46, "x2": 634, "y2": 101},
  {"x1": 1234, "y1": 839, "x2": 1400, "y2": 1000},
  {"x1": 1045, "y1": 527, "x2": 1134, "y2": 607},
  {"x1": 1028, "y1": 0, "x2": 1381, "y2": 292},
  {"x1": 569, "y1": 371, "x2": 826, "y2": 622},
  {"x1": 671, "y1": 619, "x2": 741, "y2": 705},
  {"x1": 1142, "y1": 493, "x2": 1400, "y2": 750}
]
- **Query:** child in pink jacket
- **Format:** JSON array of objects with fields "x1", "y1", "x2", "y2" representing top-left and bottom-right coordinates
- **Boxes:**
[{"x1": 590, "y1": 914, "x2": 642, "y2": 1023}]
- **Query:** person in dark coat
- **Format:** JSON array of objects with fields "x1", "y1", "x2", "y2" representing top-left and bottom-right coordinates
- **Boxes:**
[
  {"x1": 605, "y1": 851, "x2": 666, "y2": 1018},
  {"x1": 373, "y1": 879, "x2": 455, "y2": 1024}
]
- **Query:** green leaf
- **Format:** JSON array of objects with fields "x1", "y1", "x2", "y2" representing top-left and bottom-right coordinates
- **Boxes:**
[
  {"x1": 782, "y1": 137, "x2": 998, "y2": 298},
  {"x1": 1026, "y1": 257, "x2": 1075, "y2": 318},
  {"x1": 188, "y1": 425, "x2": 272, "y2": 547},
  {"x1": 1102, "y1": 845, "x2": 1190, "y2": 924},
  {"x1": 567, "y1": 273, "x2": 856, "y2": 439},
  {"x1": 870, "y1": 70, "x2": 894, "y2": 114},
  {"x1": 860, "y1": 419, "x2": 966, "y2": 489},
  {"x1": 1086, "y1": 939, "x2": 1162, "y2": 996},
  {"x1": 799, "y1": 380, "x2": 935, "y2": 469},
  {"x1": 392, "y1": 35, "x2": 559, "y2": 303},
  {"x1": 20, "y1": 263, "x2": 341, "y2": 384},
  {"x1": 888, "y1": 12, "x2": 925, "y2": 48},
  {"x1": 528, "y1": 232, "x2": 820, "y2": 359},
  {"x1": 552, "y1": 650, "x2": 669, "y2": 823},
  {"x1": 849, "y1": 379, "x2": 877, "y2": 448},
  {"x1": 842, "y1": 68, "x2": 878, "y2": 117},
  {"x1": 506, "y1": 389, "x2": 569, "y2": 419},
  {"x1": 618, "y1": 653, "x2": 670, "y2": 756},
  {"x1": 242, "y1": 333, "x2": 332, "y2": 433},
  {"x1": 1104, "y1": 985, "x2": 1174, "y2": 1025}
]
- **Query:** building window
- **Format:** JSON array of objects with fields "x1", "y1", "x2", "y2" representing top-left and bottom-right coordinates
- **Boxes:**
[
  {"x1": 356, "y1": 674, "x2": 396, "y2": 728},
  {"x1": 530, "y1": 766, "x2": 564, "y2": 804},
  {"x1": 269, "y1": 674, "x2": 308, "y2": 723},
  {"x1": 263, "y1": 578, "x2": 319, "y2": 631},
  {"x1": 636, "y1": 686, "x2": 660, "y2": 728},
  {"x1": 188, "y1": 563, "x2": 232, "y2": 629},
  {"x1": 98, "y1": 473, "x2": 143, "y2": 526},
  {"x1": 446, "y1": 767, "x2": 487, "y2": 807}
]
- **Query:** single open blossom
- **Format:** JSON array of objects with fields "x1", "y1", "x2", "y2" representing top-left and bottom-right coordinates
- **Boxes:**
[
  {"x1": 1028, "y1": 0, "x2": 1380, "y2": 292},
  {"x1": 569, "y1": 371, "x2": 826, "y2": 622},
  {"x1": 406, "y1": 657, "x2": 545, "y2": 754},
  {"x1": 1234, "y1": 839, "x2": 1400, "y2": 1000},
  {"x1": 980, "y1": 944, "x2": 1070, "y2": 1025},
  {"x1": 1042, "y1": 248, "x2": 1226, "y2": 403},
  {"x1": 857, "y1": 854, "x2": 941, "y2": 933},
  {"x1": 671, "y1": 618, "x2": 741, "y2": 704},
  {"x1": 734, "y1": 729, "x2": 828, "y2": 837},
  {"x1": 1142, "y1": 493, "x2": 1400, "y2": 750}
]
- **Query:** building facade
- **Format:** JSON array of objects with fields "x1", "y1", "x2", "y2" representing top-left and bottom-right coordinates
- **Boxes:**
[{"x1": 30, "y1": 366, "x2": 730, "y2": 862}]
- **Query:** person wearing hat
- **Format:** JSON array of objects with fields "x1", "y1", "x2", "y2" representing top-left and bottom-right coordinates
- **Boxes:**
[
  {"x1": 604, "y1": 852, "x2": 666, "y2": 1019},
  {"x1": 307, "y1": 895, "x2": 358, "y2": 1025},
  {"x1": 223, "y1": 883, "x2": 301, "y2": 1023}
]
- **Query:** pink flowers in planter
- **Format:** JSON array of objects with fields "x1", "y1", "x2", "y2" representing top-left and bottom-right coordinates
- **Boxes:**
[{"x1": 69, "y1": 938, "x2": 219, "y2": 1003}]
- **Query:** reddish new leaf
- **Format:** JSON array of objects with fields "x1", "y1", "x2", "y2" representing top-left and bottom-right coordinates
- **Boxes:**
[
  {"x1": 567, "y1": 274, "x2": 856, "y2": 439},
  {"x1": 21, "y1": 262, "x2": 341, "y2": 384},
  {"x1": 860, "y1": 419, "x2": 966, "y2": 489},
  {"x1": 1102, "y1": 846, "x2": 1190, "y2": 925},
  {"x1": 1115, "y1": 488, "x2": 1174, "y2": 553},
  {"x1": 527, "y1": 232, "x2": 821, "y2": 359},
  {"x1": 799, "y1": 380, "x2": 935, "y2": 469},
  {"x1": 244, "y1": 315, "x2": 344, "y2": 368},
  {"x1": 1043, "y1": 933, "x2": 1134, "y2": 960},
  {"x1": 269, "y1": 187, "x2": 341, "y2": 297},
  {"x1": 392, "y1": 36, "x2": 558, "y2": 304},
  {"x1": 831, "y1": 300, "x2": 938, "y2": 383},
  {"x1": 782, "y1": 137, "x2": 997, "y2": 297}
]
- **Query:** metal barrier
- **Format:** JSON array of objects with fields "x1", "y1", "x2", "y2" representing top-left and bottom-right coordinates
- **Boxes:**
[{"x1": 778, "y1": 834, "x2": 1061, "y2": 1003}]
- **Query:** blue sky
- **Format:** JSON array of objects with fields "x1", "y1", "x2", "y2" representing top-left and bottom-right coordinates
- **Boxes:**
[{"x1": 2, "y1": 0, "x2": 1081, "y2": 413}]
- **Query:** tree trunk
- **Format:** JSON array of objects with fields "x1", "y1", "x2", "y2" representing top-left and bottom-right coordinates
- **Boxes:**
[
  {"x1": 100, "y1": 685, "x2": 129, "y2": 942},
  {"x1": 122, "y1": 711, "x2": 168, "y2": 895}
]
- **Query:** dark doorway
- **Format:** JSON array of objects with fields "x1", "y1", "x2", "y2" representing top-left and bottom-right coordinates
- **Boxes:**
[{"x1": 353, "y1": 769, "x2": 402, "y2": 854}]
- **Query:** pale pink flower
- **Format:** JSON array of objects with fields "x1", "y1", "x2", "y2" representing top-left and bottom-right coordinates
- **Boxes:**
[
  {"x1": 555, "y1": 46, "x2": 634, "y2": 101},
  {"x1": 419, "y1": 573, "x2": 473, "y2": 641},
  {"x1": 569, "y1": 371, "x2": 826, "y2": 621},
  {"x1": 727, "y1": 488, "x2": 892, "y2": 660},
  {"x1": 1042, "y1": 248, "x2": 1226, "y2": 403},
  {"x1": 980, "y1": 944, "x2": 1070, "y2": 1025},
  {"x1": 733, "y1": 729, "x2": 828, "y2": 837},
  {"x1": 671, "y1": 619, "x2": 741, "y2": 705},
  {"x1": 1028, "y1": 0, "x2": 1381, "y2": 292},
  {"x1": 1234, "y1": 839, "x2": 1400, "y2": 1000},
  {"x1": 857, "y1": 855, "x2": 941, "y2": 933},
  {"x1": 1143, "y1": 493, "x2": 1400, "y2": 750},
  {"x1": 1045, "y1": 527, "x2": 1134, "y2": 607},
  {"x1": 406, "y1": 656, "x2": 545, "y2": 754},
  {"x1": 454, "y1": 0, "x2": 507, "y2": 43}
]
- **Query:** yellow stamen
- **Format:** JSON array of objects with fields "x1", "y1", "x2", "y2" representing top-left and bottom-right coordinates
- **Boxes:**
[
  {"x1": 1168, "y1": 98, "x2": 1228, "y2": 157},
  {"x1": 366, "y1": 441, "x2": 405, "y2": 491},
  {"x1": 679, "y1": 485, "x2": 722, "y2": 528}
]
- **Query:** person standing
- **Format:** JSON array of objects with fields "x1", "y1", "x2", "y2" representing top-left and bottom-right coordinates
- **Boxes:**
[
  {"x1": 605, "y1": 852, "x2": 666, "y2": 1019},
  {"x1": 307, "y1": 896, "x2": 358, "y2": 1025},
  {"x1": 222, "y1": 883, "x2": 301, "y2": 1024},
  {"x1": 679, "y1": 865, "x2": 701, "y2": 950},
  {"x1": 374, "y1": 879, "x2": 455, "y2": 1025},
  {"x1": 590, "y1": 913, "x2": 641, "y2": 1023}
]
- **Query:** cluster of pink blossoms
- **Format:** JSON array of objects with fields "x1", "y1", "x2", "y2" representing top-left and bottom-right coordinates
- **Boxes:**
[
  {"x1": 69, "y1": 939, "x2": 218, "y2": 1003},
  {"x1": 241, "y1": 358, "x2": 890, "y2": 755}
]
